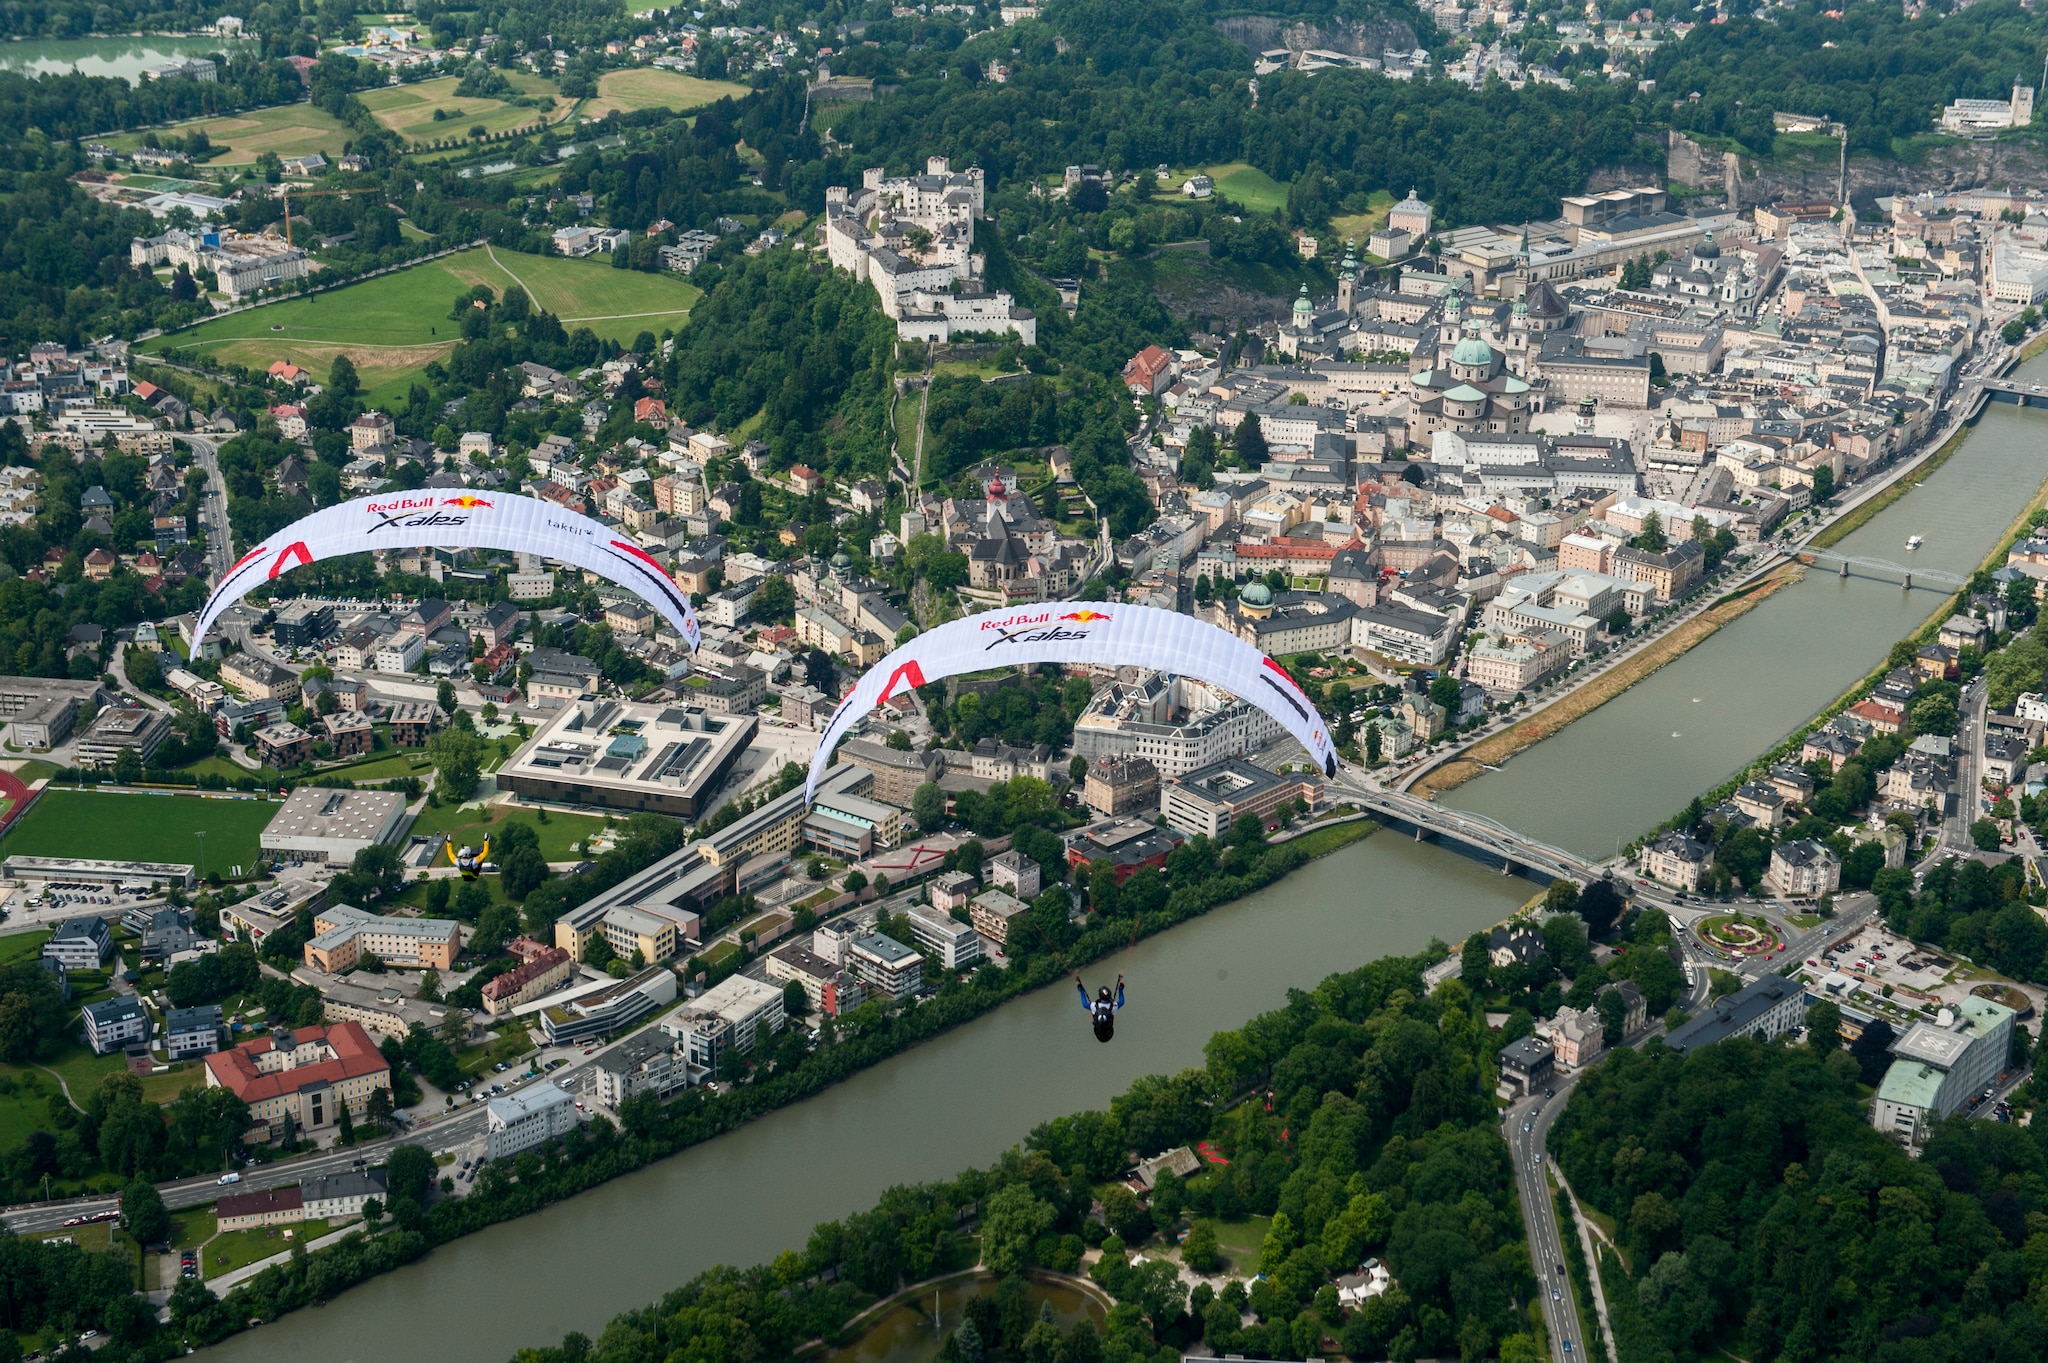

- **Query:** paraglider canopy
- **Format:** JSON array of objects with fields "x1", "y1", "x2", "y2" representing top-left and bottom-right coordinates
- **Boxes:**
[
  {"x1": 804, "y1": 601, "x2": 1338, "y2": 803},
  {"x1": 191, "y1": 490, "x2": 701, "y2": 652}
]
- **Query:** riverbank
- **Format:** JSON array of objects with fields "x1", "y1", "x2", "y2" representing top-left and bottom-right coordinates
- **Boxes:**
[
  {"x1": 1411, "y1": 564, "x2": 1804, "y2": 799},
  {"x1": 174, "y1": 818, "x2": 1381, "y2": 1352},
  {"x1": 1808, "y1": 417, "x2": 1977, "y2": 552},
  {"x1": 1632, "y1": 453, "x2": 2048, "y2": 849}
]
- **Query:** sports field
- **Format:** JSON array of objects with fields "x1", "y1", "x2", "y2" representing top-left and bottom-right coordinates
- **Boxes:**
[
  {"x1": 141, "y1": 245, "x2": 700, "y2": 402},
  {"x1": 360, "y1": 72, "x2": 563, "y2": 145},
  {"x1": 582, "y1": 68, "x2": 749, "y2": 117},
  {"x1": 4, "y1": 790, "x2": 277, "y2": 873},
  {"x1": 104, "y1": 101, "x2": 355, "y2": 166}
]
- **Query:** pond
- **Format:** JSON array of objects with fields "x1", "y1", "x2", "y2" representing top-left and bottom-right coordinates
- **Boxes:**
[
  {"x1": 0, "y1": 35, "x2": 256, "y2": 83},
  {"x1": 822, "y1": 1276, "x2": 1107, "y2": 1363}
]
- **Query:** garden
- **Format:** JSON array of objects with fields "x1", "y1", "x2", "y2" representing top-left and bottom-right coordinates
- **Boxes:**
[{"x1": 1694, "y1": 913, "x2": 1784, "y2": 957}]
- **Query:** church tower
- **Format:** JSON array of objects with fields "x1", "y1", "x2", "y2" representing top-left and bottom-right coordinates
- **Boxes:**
[
  {"x1": 1337, "y1": 241, "x2": 1358, "y2": 315},
  {"x1": 1438, "y1": 285, "x2": 1465, "y2": 362}
]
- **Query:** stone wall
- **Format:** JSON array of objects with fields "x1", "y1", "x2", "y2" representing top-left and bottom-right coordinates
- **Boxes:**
[
  {"x1": 1667, "y1": 129, "x2": 2048, "y2": 211},
  {"x1": 1212, "y1": 14, "x2": 1419, "y2": 58}
]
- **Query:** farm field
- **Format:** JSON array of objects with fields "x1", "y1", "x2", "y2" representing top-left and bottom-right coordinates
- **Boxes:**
[
  {"x1": 360, "y1": 72, "x2": 563, "y2": 145},
  {"x1": 103, "y1": 101, "x2": 355, "y2": 165},
  {"x1": 5, "y1": 789, "x2": 277, "y2": 873},
  {"x1": 140, "y1": 246, "x2": 701, "y2": 402},
  {"x1": 581, "y1": 68, "x2": 749, "y2": 117}
]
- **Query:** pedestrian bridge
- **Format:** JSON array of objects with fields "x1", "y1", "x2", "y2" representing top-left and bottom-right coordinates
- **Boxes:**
[
  {"x1": 1795, "y1": 547, "x2": 1965, "y2": 589},
  {"x1": 1340, "y1": 779, "x2": 1605, "y2": 885}
]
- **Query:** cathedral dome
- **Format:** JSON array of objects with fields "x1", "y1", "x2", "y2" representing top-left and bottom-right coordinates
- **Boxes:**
[
  {"x1": 1694, "y1": 231, "x2": 1720, "y2": 260},
  {"x1": 1451, "y1": 334, "x2": 1495, "y2": 367},
  {"x1": 1240, "y1": 581, "x2": 1273, "y2": 608}
]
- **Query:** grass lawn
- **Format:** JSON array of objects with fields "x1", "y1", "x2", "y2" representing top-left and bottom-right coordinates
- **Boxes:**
[
  {"x1": 456, "y1": 1030, "x2": 534, "y2": 1077},
  {"x1": 143, "y1": 246, "x2": 702, "y2": 396},
  {"x1": 321, "y1": 749, "x2": 434, "y2": 784},
  {"x1": 583, "y1": 68, "x2": 750, "y2": 117},
  {"x1": 405, "y1": 800, "x2": 607, "y2": 863},
  {"x1": 1190, "y1": 163, "x2": 1290, "y2": 215},
  {"x1": 697, "y1": 940, "x2": 740, "y2": 969},
  {"x1": 105, "y1": 101, "x2": 355, "y2": 165},
  {"x1": 5, "y1": 790, "x2": 276, "y2": 873},
  {"x1": 0, "y1": 931, "x2": 50, "y2": 965},
  {"x1": 203, "y1": 1218, "x2": 333, "y2": 1278},
  {"x1": 1208, "y1": 1214, "x2": 1272, "y2": 1272},
  {"x1": 166, "y1": 755, "x2": 280, "y2": 785},
  {"x1": 360, "y1": 71, "x2": 563, "y2": 145},
  {"x1": 1328, "y1": 189, "x2": 1397, "y2": 246},
  {"x1": 3, "y1": 759, "x2": 66, "y2": 782}
]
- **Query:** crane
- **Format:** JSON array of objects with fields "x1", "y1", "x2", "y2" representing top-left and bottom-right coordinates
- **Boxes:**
[{"x1": 274, "y1": 185, "x2": 381, "y2": 248}]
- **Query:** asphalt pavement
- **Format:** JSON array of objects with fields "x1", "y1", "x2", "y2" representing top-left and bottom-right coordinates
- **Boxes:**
[{"x1": 1505, "y1": 1076, "x2": 1585, "y2": 1363}]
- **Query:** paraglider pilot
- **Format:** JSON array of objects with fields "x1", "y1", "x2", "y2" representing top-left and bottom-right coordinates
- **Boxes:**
[{"x1": 1076, "y1": 972, "x2": 1125, "y2": 1043}]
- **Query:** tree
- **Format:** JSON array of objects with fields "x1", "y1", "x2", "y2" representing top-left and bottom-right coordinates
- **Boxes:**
[
  {"x1": 1971, "y1": 819, "x2": 2002, "y2": 852},
  {"x1": 121, "y1": 1177, "x2": 171, "y2": 1246},
  {"x1": 1811, "y1": 464, "x2": 1835, "y2": 501},
  {"x1": 1635, "y1": 510, "x2": 1668, "y2": 553},
  {"x1": 436, "y1": 678, "x2": 456, "y2": 715},
  {"x1": 1460, "y1": 933, "x2": 1491, "y2": 991},
  {"x1": 752, "y1": 574, "x2": 795, "y2": 622},
  {"x1": 501, "y1": 844, "x2": 550, "y2": 898},
  {"x1": 1070, "y1": 754, "x2": 1088, "y2": 782},
  {"x1": 1576, "y1": 879, "x2": 1624, "y2": 939},
  {"x1": 1364, "y1": 721, "x2": 1381, "y2": 764},
  {"x1": 427, "y1": 726, "x2": 485, "y2": 801},
  {"x1": 1805, "y1": 999, "x2": 1843, "y2": 1052},
  {"x1": 1182, "y1": 1219, "x2": 1222, "y2": 1273},
  {"x1": 385, "y1": 1143, "x2": 436, "y2": 1211},
  {"x1": 783, "y1": 979, "x2": 810, "y2": 1018},
  {"x1": 1232, "y1": 414, "x2": 1269, "y2": 465},
  {"x1": 1100, "y1": 1182, "x2": 1149, "y2": 1242},
  {"x1": 981, "y1": 1183, "x2": 1057, "y2": 1274},
  {"x1": 417, "y1": 969, "x2": 441, "y2": 1002},
  {"x1": 1428, "y1": 674, "x2": 1461, "y2": 713},
  {"x1": 1595, "y1": 987, "x2": 1626, "y2": 1046},
  {"x1": 913, "y1": 782, "x2": 947, "y2": 832}
]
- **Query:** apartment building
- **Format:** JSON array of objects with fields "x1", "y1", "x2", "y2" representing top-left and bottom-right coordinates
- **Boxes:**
[{"x1": 303, "y1": 904, "x2": 461, "y2": 972}]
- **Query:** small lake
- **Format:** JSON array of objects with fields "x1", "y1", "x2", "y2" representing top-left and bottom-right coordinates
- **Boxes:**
[
  {"x1": 824, "y1": 1276, "x2": 1106, "y2": 1363},
  {"x1": 0, "y1": 36, "x2": 255, "y2": 83}
]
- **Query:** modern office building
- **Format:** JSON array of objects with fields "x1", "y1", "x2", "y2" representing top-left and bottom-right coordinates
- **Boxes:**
[
  {"x1": 486, "y1": 1081, "x2": 579, "y2": 1158},
  {"x1": 1160, "y1": 758, "x2": 1319, "y2": 839},
  {"x1": 1873, "y1": 996, "x2": 2016, "y2": 1145},
  {"x1": 906, "y1": 902, "x2": 982, "y2": 970},
  {"x1": 848, "y1": 932, "x2": 923, "y2": 999},
  {"x1": 499, "y1": 696, "x2": 756, "y2": 818},
  {"x1": 551, "y1": 845, "x2": 722, "y2": 961},
  {"x1": 590, "y1": 1029, "x2": 690, "y2": 1106},
  {"x1": 659, "y1": 974, "x2": 787, "y2": 1069},
  {"x1": 538, "y1": 964, "x2": 678, "y2": 1044}
]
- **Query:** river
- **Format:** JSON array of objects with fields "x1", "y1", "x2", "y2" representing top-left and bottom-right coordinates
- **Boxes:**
[
  {"x1": 1447, "y1": 354, "x2": 2048, "y2": 858},
  {"x1": 0, "y1": 35, "x2": 254, "y2": 82},
  {"x1": 199, "y1": 836, "x2": 1533, "y2": 1363},
  {"x1": 196, "y1": 359, "x2": 2048, "y2": 1363}
]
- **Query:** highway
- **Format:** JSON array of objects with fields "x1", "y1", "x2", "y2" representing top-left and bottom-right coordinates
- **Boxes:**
[{"x1": 1505, "y1": 1074, "x2": 1587, "y2": 1363}]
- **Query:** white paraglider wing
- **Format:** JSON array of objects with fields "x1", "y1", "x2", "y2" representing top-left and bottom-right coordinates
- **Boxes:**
[
  {"x1": 192, "y1": 491, "x2": 701, "y2": 650},
  {"x1": 805, "y1": 602, "x2": 1337, "y2": 803}
]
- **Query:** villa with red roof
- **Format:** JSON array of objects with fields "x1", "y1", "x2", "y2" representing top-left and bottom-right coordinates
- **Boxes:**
[{"x1": 203, "y1": 1021, "x2": 391, "y2": 1141}]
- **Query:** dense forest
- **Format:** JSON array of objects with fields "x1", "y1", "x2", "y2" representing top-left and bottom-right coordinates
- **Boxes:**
[{"x1": 1554, "y1": 1036, "x2": 2048, "y2": 1363}]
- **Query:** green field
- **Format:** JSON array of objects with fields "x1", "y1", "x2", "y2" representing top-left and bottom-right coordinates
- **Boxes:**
[
  {"x1": 203, "y1": 1218, "x2": 333, "y2": 1278},
  {"x1": 583, "y1": 68, "x2": 750, "y2": 117},
  {"x1": 6, "y1": 790, "x2": 276, "y2": 873},
  {"x1": 104, "y1": 101, "x2": 355, "y2": 166},
  {"x1": 142, "y1": 246, "x2": 700, "y2": 402},
  {"x1": 1186, "y1": 162, "x2": 1290, "y2": 214},
  {"x1": 405, "y1": 800, "x2": 607, "y2": 863},
  {"x1": 1329, "y1": 188, "x2": 1397, "y2": 248},
  {"x1": 360, "y1": 71, "x2": 563, "y2": 146}
]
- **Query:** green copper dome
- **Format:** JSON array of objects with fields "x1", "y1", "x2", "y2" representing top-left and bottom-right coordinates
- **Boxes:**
[
  {"x1": 1293, "y1": 284, "x2": 1314, "y2": 316},
  {"x1": 1240, "y1": 582, "x2": 1273, "y2": 606},
  {"x1": 1450, "y1": 334, "x2": 1494, "y2": 367}
]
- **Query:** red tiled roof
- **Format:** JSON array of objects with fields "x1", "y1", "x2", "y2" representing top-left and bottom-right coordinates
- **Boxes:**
[
  {"x1": 203, "y1": 1021, "x2": 388, "y2": 1104},
  {"x1": 482, "y1": 945, "x2": 570, "y2": 1001}
]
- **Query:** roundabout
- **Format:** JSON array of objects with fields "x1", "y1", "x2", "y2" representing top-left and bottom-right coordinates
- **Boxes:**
[{"x1": 1696, "y1": 913, "x2": 1785, "y2": 957}]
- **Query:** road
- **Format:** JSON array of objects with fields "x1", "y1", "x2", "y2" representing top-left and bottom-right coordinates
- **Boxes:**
[
  {"x1": 183, "y1": 432, "x2": 232, "y2": 584},
  {"x1": 0, "y1": 1043, "x2": 620, "y2": 1233},
  {"x1": 1505, "y1": 1075, "x2": 1586, "y2": 1363}
]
